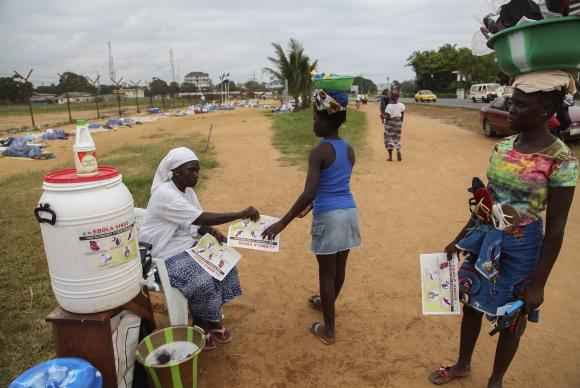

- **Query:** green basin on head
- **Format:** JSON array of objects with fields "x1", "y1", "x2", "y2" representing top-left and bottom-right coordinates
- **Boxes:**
[
  {"x1": 313, "y1": 76, "x2": 354, "y2": 92},
  {"x1": 488, "y1": 16, "x2": 580, "y2": 76}
]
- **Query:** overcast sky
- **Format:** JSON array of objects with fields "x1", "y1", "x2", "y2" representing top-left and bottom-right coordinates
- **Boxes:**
[{"x1": 0, "y1": 0, "x2": 490, "y2": 87}]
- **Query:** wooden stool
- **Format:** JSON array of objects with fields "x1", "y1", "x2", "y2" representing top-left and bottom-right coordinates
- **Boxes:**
[{"x1": 46, "y1": 291, "x2": 156, "y2": 388}]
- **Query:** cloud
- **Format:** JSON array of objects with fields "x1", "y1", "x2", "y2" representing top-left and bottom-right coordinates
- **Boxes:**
[{"x1": 0, "y1": 0, "x2": 489, "y2": 86}]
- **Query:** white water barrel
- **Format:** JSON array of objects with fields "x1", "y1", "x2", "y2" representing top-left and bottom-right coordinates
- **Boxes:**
[{"x1": 35, "y1": 166, "x2": 142, "y2": 314}]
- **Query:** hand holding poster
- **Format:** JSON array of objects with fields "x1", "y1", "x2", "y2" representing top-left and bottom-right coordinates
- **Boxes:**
[
  {"x1": 227, "y1": 215, "x2": 280, "y2": 252},
  {"x1": 420, "y1": 253, "x2": 460, "y2": 315},
  {"x1": 186, "y1": 234, "x2": 241, "y2": 281}
]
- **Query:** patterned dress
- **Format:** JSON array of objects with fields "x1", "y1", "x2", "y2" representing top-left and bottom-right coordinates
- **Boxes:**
[
  {"x1": 166, "y1": 251, "x2": 242, "y2": 322},
  {"x1": 458, "y1": 135, "x2": 577, "y2": 315},
  {"x1": 383, "y1": 102, "x2": 405, "y2": 151}
]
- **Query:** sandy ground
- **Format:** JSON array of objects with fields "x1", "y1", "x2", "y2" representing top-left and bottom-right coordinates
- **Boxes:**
[{"x1": 5, "y1": 105, "x2": 579, "y2": 387}]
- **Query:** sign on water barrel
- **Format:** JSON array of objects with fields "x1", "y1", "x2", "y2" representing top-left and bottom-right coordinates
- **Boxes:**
[{"x1": 34, "y1": 166, "x2": 142, "y2": 314}]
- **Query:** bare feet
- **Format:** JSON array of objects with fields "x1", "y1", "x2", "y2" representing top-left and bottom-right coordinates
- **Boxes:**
[{"x1": 428, "y1": 364, "x2": 470, "y2": 385}]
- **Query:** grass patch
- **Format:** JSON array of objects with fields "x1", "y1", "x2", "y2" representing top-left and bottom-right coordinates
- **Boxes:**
[
  {"x1": 268, "y1": 109, "x2": 367, "y2": 166},
  {"x1": 0, "y1": 136, "x2": 217, "y2": 385}
]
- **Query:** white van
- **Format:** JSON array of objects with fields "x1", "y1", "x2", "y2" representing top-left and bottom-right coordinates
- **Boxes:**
[{"x1": 469, "y1": 83, "x2": 501, "y2": 103}]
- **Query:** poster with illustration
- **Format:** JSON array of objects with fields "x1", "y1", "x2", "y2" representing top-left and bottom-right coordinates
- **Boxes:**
[
  {"x1": 79, "y1": 220, "x2": 139, "y2": 269},
  {"x1": 420, "y1": 253, "x2": 460, "y2": 315},
  {"x1": 186, "y1": 234, "x2": 241, "y2": 281},
  {"x1": 227, "y1": 215, "x2": 280, "y2": 252}
]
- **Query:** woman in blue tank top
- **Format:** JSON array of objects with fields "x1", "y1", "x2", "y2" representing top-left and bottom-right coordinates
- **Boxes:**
[{"x1": 263, "y1": 89, "x2": 361, "y2": 345}]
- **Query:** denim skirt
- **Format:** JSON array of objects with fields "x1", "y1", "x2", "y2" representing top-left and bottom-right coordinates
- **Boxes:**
[
  {"x1": 311, "y1": 208, "x2": 361, "y2": 255},
  {"x1": 458, "y1": 221, "x2": 543, "y2": 316}
]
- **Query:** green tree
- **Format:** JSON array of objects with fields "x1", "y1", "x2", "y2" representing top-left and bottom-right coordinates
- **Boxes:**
[
  {"x1": 180, "y1": 83, "x2": 199, "y2": 93},
  {"x1": 57, "y1": 72, "x2": 95, "y2": 93},
  {"x1": 264, "y1": 38, "x2": 317, "y2": 110},
  {"x1": 36, "y1": 84, "x2": 59, "y2": 95},
  {"x1": 0, "y1": 76, "x2": 33, "y2": 103},
  {"x1": 407, "y1": 44, "x2": 502, "y2": 92},
  {"x1": 399, "y1": 80, "x2": 417, "y2": 96},
  {"x1": 353, "y1": 77, "x2": 378, "y2": 94},
  {"x1": 243, "y1": 80, "x2": 265, "y2": 91},
  {"x1": 149, "y1": 78, "x2": 169, "y2": 96},
  {"x1": 168, "y1": 81, "x2": 180, "y2": 97}
]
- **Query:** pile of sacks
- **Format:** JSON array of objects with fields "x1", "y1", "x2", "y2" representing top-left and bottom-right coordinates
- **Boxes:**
[{"x1": 482, "y1": 0, "x2": 579, "y2": 35}]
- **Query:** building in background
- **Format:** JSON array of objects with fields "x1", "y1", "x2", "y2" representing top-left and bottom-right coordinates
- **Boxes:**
[
  {"x1": 30, "y1": 93, "x2": 57, "y2": 104},
  {"x1": 184, "y1": 72, "x2": 211, "y2": 90},
  {"x1": 56, "y1": 92, "x2": 95, "y2": 104},
  {"x1": 116, "y1": 88, "x2": 145, "y2": 99}
]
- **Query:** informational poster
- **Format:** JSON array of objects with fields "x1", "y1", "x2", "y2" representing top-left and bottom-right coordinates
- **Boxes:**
[
  {"x1": 420, "y1": 253, "x2": 460, "y2": 316},
  {"x1": 227, "y1": 215, "x2": 280, "y2": 252},
  {"x1": 186, "y1": 234, "x2": 241, "y2": 281},
  {"x1": 79, "y1": 220, "x2": 139, "y2": 268}
]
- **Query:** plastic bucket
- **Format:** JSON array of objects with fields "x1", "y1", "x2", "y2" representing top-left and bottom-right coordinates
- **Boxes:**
[
  {"x1": 136, "y1": 326, "x2": 205, "y2": 388},
  {"x1": 35, "y1": 166, "x2": 142, "y2": 314},
  {"x1": 488, "y1": 16, "x2": 580, "y2": 76}
]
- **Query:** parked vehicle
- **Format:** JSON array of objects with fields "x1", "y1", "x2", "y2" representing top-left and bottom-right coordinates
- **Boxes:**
[
  {"x1": 480, "y1": 96, "x2": 580, "y2": 140},
  {"x1": 414, "y1": 90, "x2": 437, "y2": 103},
  {"x1": 469, "y1": 83, "x2": 501, "y2": 103}
]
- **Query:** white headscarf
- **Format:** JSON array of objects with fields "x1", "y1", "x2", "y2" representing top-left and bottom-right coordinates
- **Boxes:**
[{"x1": 151, "y1": 147, "x2": 199, "y2": 193}]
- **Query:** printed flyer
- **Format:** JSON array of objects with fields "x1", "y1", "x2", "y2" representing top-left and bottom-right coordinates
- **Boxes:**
[
  {"x1": 186, "y1": 234, "x2": 241, "y2": 281},
  {"x1": 227, "y1": 215, "x2": 280, "y2": 252},
  {"x1": 420, "y1": 253, "x2": 460, "y2": 315}
]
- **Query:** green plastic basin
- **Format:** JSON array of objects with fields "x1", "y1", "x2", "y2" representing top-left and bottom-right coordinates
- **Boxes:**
[
  {"x1": 488, "y1": 16, "x2": 580, "y2": 76},
  {"x1": 312, "y1": 76, "x2": 354, "y2": 92}
]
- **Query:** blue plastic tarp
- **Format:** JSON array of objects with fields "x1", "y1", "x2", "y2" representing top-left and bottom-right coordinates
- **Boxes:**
[
  {"x1": 9, "y1": 358, "x2": 102, "y2": 388},
  {"x1": 2, "y1": 136, "x2": 42, "y2": 158}
]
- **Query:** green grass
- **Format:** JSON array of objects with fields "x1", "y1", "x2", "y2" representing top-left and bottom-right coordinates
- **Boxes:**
[
  {"x1": 0, "y1": 135, "x2": 217, "y2": 385},
  {"x1": 268, "y1": 109, "x2": 367, "y2": 166}
]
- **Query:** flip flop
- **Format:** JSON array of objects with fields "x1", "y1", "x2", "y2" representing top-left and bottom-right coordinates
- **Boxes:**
[
  {"x1": 203, "y1": 334, "x2": 217, "y2": 352},
  {"x1": 310, "y1": 322, "x2": 335, "y2": 345},
  {"x1": 308, "y1": 295, "x2": 322, "y2": 312},
  {"x1": 210, "y1": 327, "x2": 232, "y2": 344},
  {"x1": 428, "y1": 366, "x2": 470, "y2": 385}
]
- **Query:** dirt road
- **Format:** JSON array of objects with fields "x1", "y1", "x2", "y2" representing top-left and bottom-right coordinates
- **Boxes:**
[
  {"x1": 5, "y1": 106, "x2": 578, "y2": 387},
  {"x1": 196, "y1": 104, "x2": 580, "y2": 388}
]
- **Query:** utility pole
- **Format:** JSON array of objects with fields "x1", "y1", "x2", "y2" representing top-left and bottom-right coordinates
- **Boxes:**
[
  {"x1": 129, "y1": 80, "x2": 142, "y2": 114},
  {"x1": 58, "y1": 73, "x2": 73, "y2": 123},
  {"x1": 111, "y1": 76, "x2": 124, "y2": 117},
  {"x1": 13, "y1": 69, "x2": 36, "y2": 129},
  {"x1": 108, "y1": 41, "x2": 116, "y2": 84},
  {"x1": 87, "y1": 74, "x2": 101, "y2": 119}
]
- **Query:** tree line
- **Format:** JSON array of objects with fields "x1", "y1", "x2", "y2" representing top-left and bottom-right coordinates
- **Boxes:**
[
  {"x1": 406, "y1": 44, "x2": 507, "y2": 93},
  {"x1": 0, "y1": 72, "x2": 274, "y2": 104}
]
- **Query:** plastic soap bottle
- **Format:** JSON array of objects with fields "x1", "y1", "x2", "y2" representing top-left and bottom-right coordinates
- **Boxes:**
[{"x1": 73, "y1": 119, "x2": 98, "y2": 175}]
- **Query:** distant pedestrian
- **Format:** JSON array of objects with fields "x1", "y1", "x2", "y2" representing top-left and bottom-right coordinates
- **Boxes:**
[
  {"x1": 379, "y1": 89, "x2": 390, "y2": 123},
  {"x1": 383, "y1": 89, "x2": 406, "y2": 161}
]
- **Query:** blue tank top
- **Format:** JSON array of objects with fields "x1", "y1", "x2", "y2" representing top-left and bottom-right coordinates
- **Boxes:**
[{"x1": 313, "y1": 139, "x2": 356, "y2": 215}]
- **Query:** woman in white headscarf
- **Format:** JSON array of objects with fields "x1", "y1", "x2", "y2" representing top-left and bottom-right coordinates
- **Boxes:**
[{"x1": 140, "y1": 147, "x2": 259, "y2": 350}]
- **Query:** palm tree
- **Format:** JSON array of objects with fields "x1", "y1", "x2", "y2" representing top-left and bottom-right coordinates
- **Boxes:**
[{"x1": 264, "y1": 38, "x2": 317, "y2": 110}]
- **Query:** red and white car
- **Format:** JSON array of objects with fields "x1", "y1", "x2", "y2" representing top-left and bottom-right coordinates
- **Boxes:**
[{"x1": 480, "y1": 96, "x2": 580, "y2": 140}]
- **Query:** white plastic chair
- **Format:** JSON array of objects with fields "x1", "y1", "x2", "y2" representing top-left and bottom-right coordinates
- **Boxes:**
[
  {"x1": 153, "y1": 258, "x2": 189, "y2": 326},
  {"x1": 134, "y1": 207, "x2": 189, "y2": 326}
]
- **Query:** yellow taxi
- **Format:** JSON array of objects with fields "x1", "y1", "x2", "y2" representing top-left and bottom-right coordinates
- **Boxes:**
[{"x1": 414, "y1": 90, "x2": 437, "y2": 103}]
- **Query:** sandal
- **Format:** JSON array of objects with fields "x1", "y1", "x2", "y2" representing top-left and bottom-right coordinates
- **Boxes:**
[
  {"x1": 310, "y1": 322, "x2": 335, "y2": 345},
  {"x1": 210, "y1": 327, "x2": 232, "y2": 344},
  {"x1": 308, "y1": 295, "x2": 322, "y2": 312},
  {"x1": 428, "y1": 366, "x2": 470, "y2": 385},
  {"x1": 203, "y1": 334, "x2": 217, "y2": 352}
]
